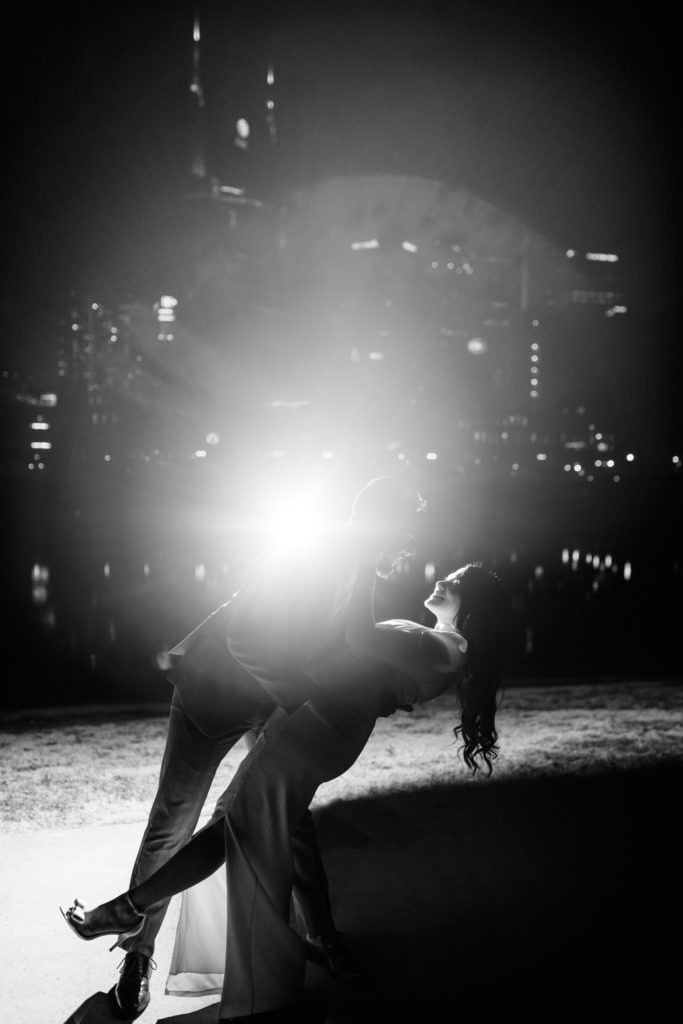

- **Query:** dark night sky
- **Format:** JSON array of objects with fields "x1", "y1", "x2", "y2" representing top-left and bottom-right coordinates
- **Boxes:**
[{"x1": 1, "y1": 1, "x2": 678, "y2": 403}]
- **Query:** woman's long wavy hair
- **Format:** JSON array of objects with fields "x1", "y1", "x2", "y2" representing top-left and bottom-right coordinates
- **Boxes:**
[{"x1": 449, "y1": 563, "x2": 511, "y2": 776}]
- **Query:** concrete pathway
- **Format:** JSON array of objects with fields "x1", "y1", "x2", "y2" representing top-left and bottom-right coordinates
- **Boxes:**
[{"x1": 1, "y1": 763, "x2": 679, "y2": 1023}]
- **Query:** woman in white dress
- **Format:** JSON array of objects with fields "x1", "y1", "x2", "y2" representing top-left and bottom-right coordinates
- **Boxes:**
[{"x1": 62, "y1": 559, "x2": 509, "y2": 1022}]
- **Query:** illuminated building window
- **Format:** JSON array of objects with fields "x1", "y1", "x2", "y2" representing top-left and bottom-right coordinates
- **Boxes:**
[
  {"x1": 467, "y1": 338, "x2": 487, "y2": 354},
  {"x1": 156, "y1": 296, "x2": 177, "y2": 324}
]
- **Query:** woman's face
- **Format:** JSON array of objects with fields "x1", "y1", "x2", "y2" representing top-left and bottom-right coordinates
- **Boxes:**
[{"x1": 424, "y1": 569, "x2": 466, "y2": 624}]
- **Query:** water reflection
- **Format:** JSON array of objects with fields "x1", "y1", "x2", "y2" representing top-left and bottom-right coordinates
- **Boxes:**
[{"x1": 17, "y1": 537, "x2": 679, "y2": 710}]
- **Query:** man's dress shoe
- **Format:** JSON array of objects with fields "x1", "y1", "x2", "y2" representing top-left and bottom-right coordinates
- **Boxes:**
[{"x1": 111, "y1": 952, "x2": 156, "y2": 1019}]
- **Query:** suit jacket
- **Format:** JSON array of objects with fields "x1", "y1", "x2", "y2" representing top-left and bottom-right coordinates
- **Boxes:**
[
  {"x1": 167, "y1": 601, "x2": 274, "y2": 738},
  {"x1": 167, "y1": 537, "x2": 358, "y2": 738}
]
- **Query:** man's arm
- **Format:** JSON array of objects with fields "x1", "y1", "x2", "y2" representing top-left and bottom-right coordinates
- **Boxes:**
[{"x1": 344, "y1": 563, "x2": 464, "y2": 688}]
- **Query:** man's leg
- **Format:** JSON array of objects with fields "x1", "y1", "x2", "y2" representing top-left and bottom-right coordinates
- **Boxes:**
[
  {"x1": 114, "y1": 690, "x2": 248, "y2": 1017},
  {"x1": 120, "y1": 692, "x2": 243, "y2": 955}
]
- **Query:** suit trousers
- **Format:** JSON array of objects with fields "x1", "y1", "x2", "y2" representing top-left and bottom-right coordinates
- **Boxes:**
[
  {"x1": 121, "y1": 687, "x2": 338, "y2": 957},
  {"x1": 214, "y1": 690, "x2": 379, "y2": 1018}
]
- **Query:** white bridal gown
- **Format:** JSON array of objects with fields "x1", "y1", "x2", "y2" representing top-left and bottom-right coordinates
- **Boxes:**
[{"x1": 166, "y1": 866, "x2": 228, "y2": 995}]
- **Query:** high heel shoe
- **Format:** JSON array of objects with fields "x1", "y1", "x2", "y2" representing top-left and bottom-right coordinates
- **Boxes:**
[{"x1": 60, "y1": 893, "x2": 146, "y2": 951}]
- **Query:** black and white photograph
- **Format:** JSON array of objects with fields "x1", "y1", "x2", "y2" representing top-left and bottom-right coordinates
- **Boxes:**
[{"x1": 1, "y1": 2, "x2": 680, "y2": 1021}]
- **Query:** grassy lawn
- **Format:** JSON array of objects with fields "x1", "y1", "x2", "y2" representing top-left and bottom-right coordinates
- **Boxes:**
[{"x1": 2, "y1": 679, "x2": 681, "y2": 834}]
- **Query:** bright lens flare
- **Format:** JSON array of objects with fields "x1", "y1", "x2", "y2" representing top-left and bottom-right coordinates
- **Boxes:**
[{"x1": 261, "y1": 488, "x2": 332, "y2": 554}]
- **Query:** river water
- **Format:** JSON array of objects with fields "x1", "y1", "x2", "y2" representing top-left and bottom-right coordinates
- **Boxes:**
[{"x1": 5, "y1": 469, "x2": 681, "y2": 709}]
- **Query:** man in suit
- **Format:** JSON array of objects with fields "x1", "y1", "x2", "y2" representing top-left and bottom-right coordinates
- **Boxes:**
[{"x1": 112, "y1": 476, "x2": 424, "y2": 1019}]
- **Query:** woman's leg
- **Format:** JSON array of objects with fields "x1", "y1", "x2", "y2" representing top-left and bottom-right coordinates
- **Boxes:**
[
  {"x1": 218, "y1": 695, "x2": 377, "y2": 1018},
  {"x1": 128, "y1": 816, "x2": 226, "y2": 911}
]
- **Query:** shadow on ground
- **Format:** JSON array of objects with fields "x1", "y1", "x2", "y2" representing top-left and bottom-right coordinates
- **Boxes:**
[
  {"x1": 306, "y1": 761, "x2": 678, "y2": 1021},
  {"x1": 62, "y1": 761, "x2": 679, "y2": 1023}
]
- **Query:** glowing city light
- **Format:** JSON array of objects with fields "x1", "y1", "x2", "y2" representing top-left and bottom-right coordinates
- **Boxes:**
[
  {"x1": 585, "y1": 252, "x2": 619, "y2": 262},
  {"x1": 30, "y1": 441, "x2": 51, "y2": 450},
  {"x1": 351, "y1": 239, "x2": 379, "y2": 250},
  {"x1": 31, "y1": 422, "x2": 49, "y2": 430},
  {"x1": 467, "y1": 338, "x2": 487, "y2": 354},
  {"x1": 402, "y1": 240, "x2": 418, "y2": 253},
  {"x1": 426, "y1": 452, "x2": 438, "y2": 461},
  {"x1": 626, "y1": 453, "x2": 635, "y2": 462}
]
